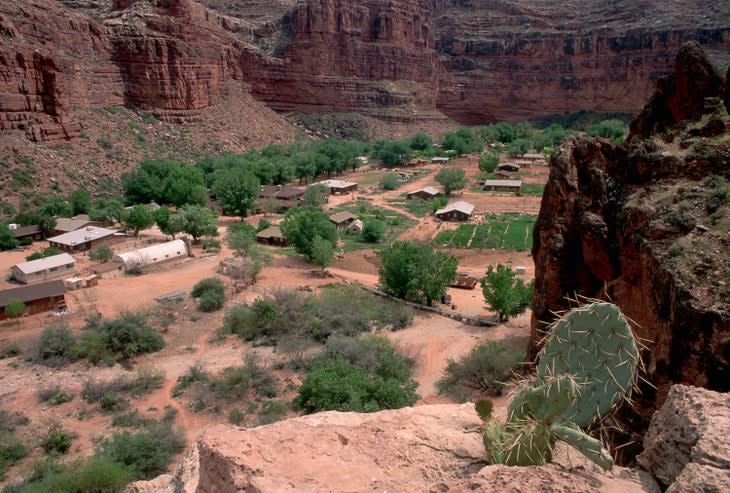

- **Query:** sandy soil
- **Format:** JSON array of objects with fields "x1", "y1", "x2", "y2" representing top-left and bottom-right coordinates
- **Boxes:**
[{"x1": 0, "y1": 153, "x2": 539, "y2": 485}]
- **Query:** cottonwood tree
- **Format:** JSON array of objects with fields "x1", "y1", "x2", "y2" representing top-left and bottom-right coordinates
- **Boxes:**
[
  {"x1": 212, "y1": 168, "x2": 261, "y2": 219},
  {"x1": 154, "y1": 207, "x2": 182, "y2": 239},
  {"x1": 123, "y1": 205, "x2": 154, "y2": 236},
  {"x1": 281, "y1": 206, "x2": 337, "y2": 261},
  {"x1": 0, "y1": 223, "x2": 18, "y2": 251},
  {"x1": 435, "y1": 167, "x2": 467, "y2": 195},
  {"x1": 310, "y1": 235, "x2": 335, "y2": 271},
  {"x1": 170, "y1": 205, "x2": 218, "y2": 244},
  {"x1": 480, "y1": 264, "x2": 533, "y2": 322}
]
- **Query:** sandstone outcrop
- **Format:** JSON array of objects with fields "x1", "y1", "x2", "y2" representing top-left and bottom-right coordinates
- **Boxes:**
[
  {"x1": 127, "y1": 403, "x2": 659, "y2": 492},
  {"x1": 530, "y1": 43, "x2": 730, "y2": 451},
  {"x1": 637, "y1": 385, "x2": 730, "y2": 492}
]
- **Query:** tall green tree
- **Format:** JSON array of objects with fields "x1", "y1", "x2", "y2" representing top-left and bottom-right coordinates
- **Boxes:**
[
  {"x1": 212, "y1": 168, "x2": 260, "y2": 219},
  {"x1": 435, "y1": 167, "x2": 467, "y2": 195},
  {"x1": 302, "y1": 184, "x2": 329, "y2": 207},
  {"x1": 171, "y1": 205, "x2": 218, "y2": 243},
  {"x1": 69, "y1": 189, "x2": 92, "y2": 215},
  {"x1": 480, "y1": 264, "x2": 533, "y2": 322},
  {"x1": 0, "y1": 223, "x2": 18, "y2": 251},
  {"x1": 479, "y1": 151, "x2": 500, "y2": 173},
  {"x1": 123, "y1": 205, "x2": 154, "y2": 236},
  {"x1": 225, "y1": 222, "x2": 257, "y2": 258},
  {"x1": 373, "y1": 140, "x2": 411, "y2": 167},
  {"x1": 280, "y1": 206, "x2": 337, "y2": 260},
  {"x1": 310, "y1": 235, "x2": 335, "y2": 271},
  {"x1": 378, "y1": 241, "x2": 457, "y2": 305}
]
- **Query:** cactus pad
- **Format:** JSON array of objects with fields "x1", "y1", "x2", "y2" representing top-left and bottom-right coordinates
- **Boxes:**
[{"x1": 536, "y1": 302, "x2": 638, "y2": 426}]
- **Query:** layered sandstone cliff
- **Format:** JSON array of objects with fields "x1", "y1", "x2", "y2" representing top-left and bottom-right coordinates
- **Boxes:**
[{"x1": 530, "y1": 42, "x2": 730, "y2": 450}]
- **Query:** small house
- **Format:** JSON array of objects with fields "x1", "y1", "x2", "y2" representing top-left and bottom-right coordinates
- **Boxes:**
[
  {"x1": 48, "y1": 226, "x2": 121, "y2": 253},
  {"x1": 90, "y1": 260, "x2": 125, "y2": 279},
  {"x1": 349, "y1": 219, "x2": 364, "y2": 234},
  {"x1": 0, "y1": 280, "x2": 66, "y2": 320},
  {"x1": 431, "y1": 157, "x2": 450, "y2": 164},
  {"x1": 493, "y1": 170, "x2": 515, "y2": 180},
  {"x1": 11, "y1": 253, "x2": 76, "y2": 284},
  {"x1": 113, "y1": 239, "x2": 189, "y2": 272},
  {"x1": 256, "y1": 226, "x2": 287, "y2": 246},
  {"x1": 10, "y1": 225, "x2": 43, "y2": 242},
  {"x1": 482, "y1": 180, "x2": 523, "y2": 192},
  {"x1": 52, "y1": 217, "x2": 100, "y2": 236},
  {"x1": 329, "y1": 211, "x2": 359, "y2": 230},
  {"x1": 435, "y1": 201, "x2": 474, "y2": 222},
  {"x1": 522, "y1": 153, "x2": 544, "y2": 161},
  {"x1": 514, "y1": 160, "x2": 532, "y2": 169},
  {"x1": 316, "y1": 180, "x2": 358, "y2": 195},
  {"x1": 406, "y1": 186, "x2": 442, "y2": 200},
  {"x1": 497, "y1": 163, "x2": 521, "y2": 173},
  {"x1": 450, "y1": 272, "x2": 478, "y2": 290}
]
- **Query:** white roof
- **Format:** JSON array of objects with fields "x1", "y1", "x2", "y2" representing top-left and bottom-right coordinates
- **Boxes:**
[
  {"x1": 523, "y1": 153, "x2": 543, "y2": 160},
  {"x1": 436, "y1": 201, "x2": 475, "y2": 216},
  {"x1": 48, "y1": 227, "x2": 118, "y2": 246},
  {"x1": 114, "y1": 240, "x2": 187, "y2": 269},
  {"x1": 13, "y1": 253, "x2": 75, "y2": 275},
  {"x1": 482, "y1": 180, "x2": 523, "y2": 187},
  {"x1": 407, "y1": 186, "x2": 441, "y2": 196},
  {"x1": 317, "y1": 179, "x2": 357, "y2": 189}
]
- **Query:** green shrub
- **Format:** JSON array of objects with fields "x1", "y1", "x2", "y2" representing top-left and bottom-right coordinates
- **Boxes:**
[
  {"x1": 211, "y1": 354, "x2": 277, "y2": 401},
  {"x1": 380, "y1": 173, "x2": 401, "y2": 190},
  {"x1": 436, "y1": 341, "x2": 524, "y2": 402},
  {"x1": 4, "y1": 299, "x2": 26, "y2": 318},
  {"x1": 201, "y1": 238, "x2": 221, "y2": 253},
  {"x1": 41, "y1": 429, "x2": 73, "y2": 455},
  {"x1": 111, "y1": 411, "x2": 155, "y2": 429},
  {"x1": 0, "y1": 342, "x2": 20, "y2": 359},
  {"x1": 73, "y1": 311, "x2": 163, "y2": 362},
  {"x1": 361, "y1": 220, "x2": 385, "y2": 243},
  {"x1": 37, "y1": 323, "x2": 76, "y2": 367},
  {"x1": 0, "y1": 432, "x2": 28, "y2": 479},
  {"x1": 38, "y1": 386, "x2": 73, "y2": 405},
  {"x1": 258, "y1": 400, "x2": 288, "y2": 425},
  {"x1": 88, "y1": 245, "x2": 113, "y2": 263},
  {"x1": 228, "y1": 407, "x2": 245, "y2": 426},
  {"x1": 25, "y1": 247, "x2": 62, "y2": 262},
  {"x1": 97, "y1": 423, "x2": 185, "y2": 480},
  {"x1": 191, "y1": 277, "x2": 225, "y2": 312},
  {"x1": 171, "y1": 364, "x2": 208, "y2": 397}
]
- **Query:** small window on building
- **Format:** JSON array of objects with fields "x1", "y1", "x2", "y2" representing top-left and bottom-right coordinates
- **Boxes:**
[{"x1": 50, "y1": 267, "x2": 58, "y2": 272}]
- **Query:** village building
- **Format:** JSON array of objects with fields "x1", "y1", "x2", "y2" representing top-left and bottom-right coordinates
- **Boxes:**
[
  {"x1": 522, "y1": 153, "x2": 544, "y2": 161},
  {"x1": 349, "y1": 219, "x2": 364, "y2": 234},
  {"x1": 51, "y1": 217, "x2": 101, "y2": 236},
  {"x1": 435, "y1": 201, "x2": 475, "y2": 221},
  {"x1": 47, "y1": 226, "x2": 121, "y2": 253},
  {"x1": 431, "y1": 157, "x2": 450, "y2": 164},
  {"x1": 407, "y1": 158, "x2": 428, "y2": 166},
  {"x1": 406, "y1": 186, "x2": 442, "y2": 200},
  {"x1": 257, "y1": 185, "x2": 305, "y2": 212},
  {"x1": 514, "y1": 159, "x2": 533, "y2": 168},
  {"x1": 482, "y1": 179, "x2": 523, "y2": 192},
  {"x1": 123, "y1": 202, "x2": 161, "y2": 212},
  {"x1": 89, "y1": 260, "x2": 125, "y2": 279},
  {"x1": 493, "y1": 170, "x2": 516, "y2": 180},
  {"x1": 0, "y1": 280, "x2": 66, "y2": 320},
  {"x1": 9, "y1": 224, "x2": 43, "y2": 242},
  {"x1": 329, "y1": 211, "x2": 359, "y2": 230},
  {"x1": 316, "y1": 179, "x2": 358, "y2": 195},
  {"x1": 497, "y1": 163, "x2": 521, "y2": 173},
  {"x1": 113, "y1": 239, "x2": 189, "y2": 272},
  {"x1": 11, "y1": 253, "x2": 76, "y2": 284},
  {"x1": 256, "y1": 226, "x2": 287, "y2": 246},
  {"x1": 450, "y1": 272, "x2": 478, "y2": 290}
]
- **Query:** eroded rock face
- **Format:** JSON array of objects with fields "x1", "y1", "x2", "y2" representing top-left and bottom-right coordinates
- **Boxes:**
[
  {"x1": 637, "y1": 385, "x2": 730, "y2": 492},
  {"x1": 127, "y1": 404, "x2": 659, "y2": 493},
  {"x1": 530, "y1": 43, "x2": 730, "y2": 453}
]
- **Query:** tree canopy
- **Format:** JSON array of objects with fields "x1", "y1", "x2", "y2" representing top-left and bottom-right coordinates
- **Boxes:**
[
  {"x1": 435, "y1": 167, "x2": 467, "y2": 195},
  {"x1": 123, "y1": 205, "x2": 154, "y2": 236},
  {"x1": 212, "y1": 168, "x2": 260, "y2": 219},
  {"x1": 170, "y1": 205, "x2": 218, "y2": 243},
  {"x1": 480, "y1": 264, "x2": 533, "y2": 322},
  {"x1": 280, "y1": 206, "x2": 337, "y2": 261}
]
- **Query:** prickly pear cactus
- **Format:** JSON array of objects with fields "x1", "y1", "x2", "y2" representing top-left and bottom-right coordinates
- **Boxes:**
[
  {"x1": 536, "y1": 302, "x2": 638, "y2": 426},
  {"x1": 508, "y1": 374, "x2": 578, "y2": 422},
  {"x1": 502, "y1": 419, "x2": 553, "y2": 466}
]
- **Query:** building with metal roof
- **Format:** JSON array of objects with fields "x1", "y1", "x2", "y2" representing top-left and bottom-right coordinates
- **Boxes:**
[
  {"x1": 48, "y1": 227, "x2": 120, "y2": 253},
  {"x1": 316, "y1": 180, "x2": 358, "y2": 195},
  {"x1": 11, "y1": 253, "x2": 76, "y2": 284},
  {"x1": 482, "y1": 180, "x2": 523, "y2": 192},
  {"x1": 406, "y1": 186, "x2": 442, "y2": 200},
  {"x1": 0, "y1": 280, "x2": 66, "y2": 320},
  {"x1": 435, "y1": 201, "x2": 475, "y2": 221},
  {"x1": 113, "y1": 240, "x2": 188, "y2": 272}
]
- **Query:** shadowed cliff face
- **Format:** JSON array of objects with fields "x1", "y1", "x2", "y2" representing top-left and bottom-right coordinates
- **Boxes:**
[
  {"x1": 530, "y1": 42, "x2": 730, "y2": 455},
  {"x1": 2, "y1": 0, "x2": 730, "y2": 143}
]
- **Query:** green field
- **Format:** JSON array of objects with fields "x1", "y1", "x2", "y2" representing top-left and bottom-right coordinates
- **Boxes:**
[
  {"x1": 331, "y1": 200, "x2": 418, "y2": 251},
  {"x1": 434, "y1": 213, "x2": 535, "y2": 251}
]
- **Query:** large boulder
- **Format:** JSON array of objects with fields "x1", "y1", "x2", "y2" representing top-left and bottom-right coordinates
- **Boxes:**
[{"x1": 637, "y1": 385, "x2": 730, "y2": 491}]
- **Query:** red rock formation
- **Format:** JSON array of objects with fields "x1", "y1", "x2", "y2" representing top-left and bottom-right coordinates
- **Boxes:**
[{"x1": 530, "y1": 43, "x2": 730, "y2": 456}]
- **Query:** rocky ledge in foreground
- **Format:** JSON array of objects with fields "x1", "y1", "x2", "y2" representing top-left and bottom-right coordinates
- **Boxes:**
[{"x1": 128, "y1": 403, "x2": 657, "y2": 493}]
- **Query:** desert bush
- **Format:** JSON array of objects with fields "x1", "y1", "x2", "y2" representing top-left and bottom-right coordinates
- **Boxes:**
[
  {"x1": 191, "y1": 277, "x2": 225, "y2": 312},
  {"x1": 201, "y1": 238, "x2": 221, "y2": 253},
  {"x1": 41, "y1": 429, "x2": 73, "y2": 455},
  {"x1": 0, "y1": 410, "x2": 29, "y2": 433},
  {"x1": 0, "y1": 432, "x2": 28, "y2": 479},
  {"x1": 258, "y1": 400, "x2": 288, "y2": 425},
  {"x1": 0, "y1": 342, "x2": 20, "y2": 359},
  {"x1": 73, "y1": 311, "x2": 163, "y2": 362},
  {"x1": 228, "y1": 407, "x2": 245, "y2": 426},
  {"x1": 81, "y1": 368, "x2": 165, "y2": 412},
  {"x1": 36, "y1": 323, "x2": 76, "y2": 367},
  {"x1": 4, "y1": 300, "x2": 26, "y2": 318},
  {"x1": 11, "y1": 457, "x2": 132, "y2": 493},
  {"x1": 97, "y1": 423, "x2": 185, "y2": 480},
  {"x1": 171, "y1": 364, "x2": 209, "y2": 397},
  {"x1": 380, "y1": 173, "x2": 401, "y2": 190},
  {"x1": 88, "y1": 245, "x2": 113, "y2": 263},
  {"x1": 111, "y1": 411, "x2": 155, "y2": 429},
  {"x1": 210, "y1": 354, "x2": 277, "y2": 401},
  {"x1": 38, "y1": 386, "x2": 73, "y2": 406},
  {"x1": 436, "y1": 341, "x2": 523, "y2": 402}
]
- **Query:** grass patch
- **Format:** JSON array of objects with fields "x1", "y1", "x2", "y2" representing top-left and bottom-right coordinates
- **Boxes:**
[
  {"x1": 331, "y1": 200, "x2": 417, "y2": 251},
  {"x1": 435, "y1": 213, "x2": 535, "y2": 250}
]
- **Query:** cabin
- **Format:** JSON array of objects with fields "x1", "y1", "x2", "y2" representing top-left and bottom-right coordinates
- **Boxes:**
[
  {"x1": 435, "y1": 201, "x2": 474, "y2": 221},
  {"x1": 522, "y1": 153, "x2": 543, "y2": 161},
  {"x1": 0, "y1": 280, "x2": 66, "y2": 320},
  {"x1": 113, "y1": 239, "x2": 188, "y2": 272},
  {"x1": 316, "y1": 180, "x2": 358, "y2": 195},
  {"x1": 256, "y1": 226, "x2": 287, "y2": 246},
  {"x1": 48, "y1": 227, "x2": 121, "y2": 253},
  {"x1": 514, "y1": 159, "x2": 533, "y2": 169},
  {"x1": 11, "y1": 253, "x2": 76, "y2": 284},
  {"x1": 450, "y1": 272, "x2": 478, "y2": 290},
  {"x1": 406, "y1": 186, "x2": 442, "y2": 200},
  {"x1": 431, "y1": 157, "x2": 450, "y2": 164},
  {"x1": 89, "y1": 260, "x2": 125, "y2": 279},
  {"x1": 329, "y1": 211, "x2": 359, "y2": 230},
  {"x1": 497, "y1": 163, "x2": 521, "y2": 173},
  {"x1": 493, "y1": 170, "x2": 515, "y2": 180},
  {"x1": 482, "y1": 180, "x2": 523, "y2": 192},
  {"x1": 10, "y1": 225, "x2": 43, "y2": 242}
]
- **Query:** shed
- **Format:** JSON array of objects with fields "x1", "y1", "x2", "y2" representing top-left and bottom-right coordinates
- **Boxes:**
[
  {"x1": 316, "y1": 179, "x2": 358, "y2": 195},
  {"x1": 256, "y1": 226, "x2": 287, "y2": 246},
  {"x1": 450, "y1": 272, "x2": 478, "y2": 290},
  {"x1": 498, "y1": 163, "x2": 521, "y2": 172},
  {"x1": 406, "y1": 186, "x2": 442, "y2": 200},
  {"x1": 329, "y1": 211, "x2": 359, "y2": 230},
  {"x1": 0, "y1": 280, "x2": 66, "y2": 320},
  {"x1": 11, "y1": 253, "x2": 76, "y2": 284},
  {"x1": 48, "y1": 227, "x2": 121, "y2": 253},
  {"x1": 482, "y1": 180, "x2": 523, "y2": 192},
  {"x1": 431, "y1": 157, "x2": 450, "y2": 164},
  {"x1": 514, "y1": 160, "x2": 532, "y2": 168},
  {"x1": 522, "y1": 153, "x2": 543, "y2": 161},
  {"x1": 113, "y1": 239, "x2": 188, "y2": 272},
  {"x1": 493, "y1": 170, "x2": 515, "y2": 180},
  {"x1": 10, "y1": 225, "x2": 43, "y2": 242},
  {"x1": 349, "y1": 219, "x2": 364, "y2": 234},
  {"x1": 90, "y1": 260, "x2": 125, "y2": 278},
  {"x1": 435, "y1": 201, "x2": 474, "y2": 221}
]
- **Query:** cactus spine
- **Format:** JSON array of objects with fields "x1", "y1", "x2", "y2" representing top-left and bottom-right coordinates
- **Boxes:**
[{"x1": 482, "y1": 302, "x2": 639, "y2": 470}]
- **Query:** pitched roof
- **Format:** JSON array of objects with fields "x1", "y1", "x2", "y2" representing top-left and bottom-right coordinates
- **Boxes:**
[
  {"x1": 256, "y1": 226, "x2": 285, "y2": 240},
  {"x1": 54, "y1": 218, "x2": 93, "y2": 232},
  {"x1": 407, "y1": 186, "x2": 441, "y2": 196},
  {"x1": 329, "y1": 211, "x2": 358, "y2": 224},
  {"x1": 435, "y1": 201, "x2": 475, "y2": 216},
  {"x1": 523, "y1": 153, "x2": 544, "y2": 160},
  {"x1": 259, "y1": 186, "x2": 305, "y2": 200},
  {"x1": 317, "y1": 179, "x2": 357, "y2": 189},
  {"x1": 11, "y1": 225, "x2": 41, "y2": 238},
  {"x1": 0, "y1": 280, "x2": 66, "y2": 308},
  {"x1": 48, "y1": 227, "x2": 118, "y2": 247},
  {"x1": 13, "y1": 253, "x2": 75, "y2": 275},
  {"x1": 482, "y1": 180, "x2": 523, "y2": 187}
]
